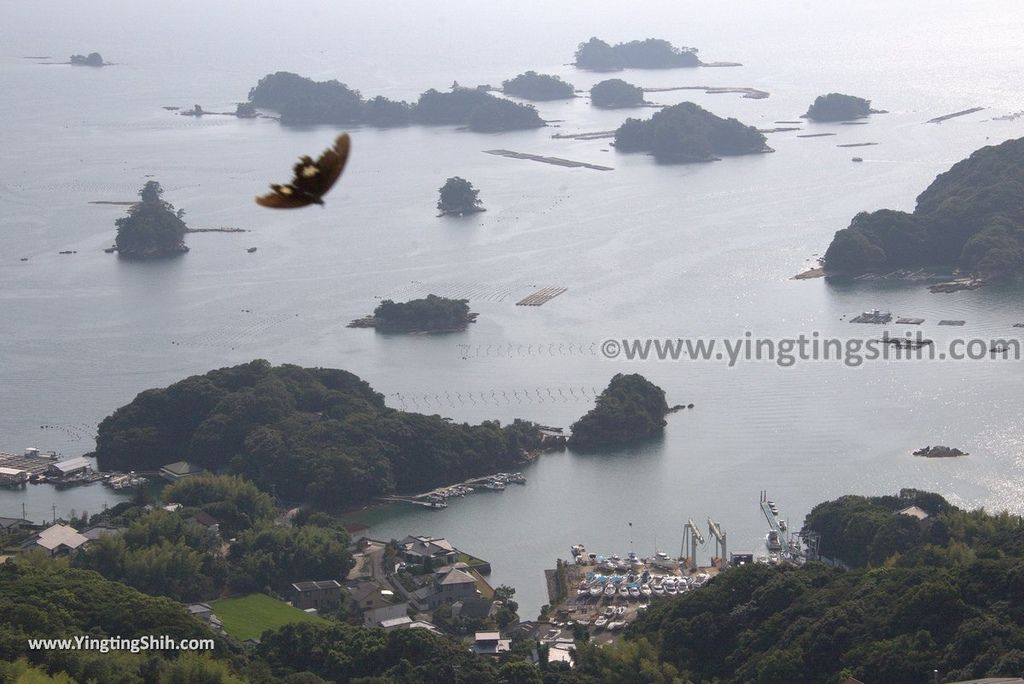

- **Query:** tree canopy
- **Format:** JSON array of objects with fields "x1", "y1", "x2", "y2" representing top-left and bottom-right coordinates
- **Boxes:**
[
  {"x1": 70, "y1": 52, "x2": 104, "y2": 66},
  {"x1": 568, "y1": 374, "x2": 669, "y2": 449},
  {"x1": 248, "y1": 72, "x2": 543, "y2": 131},
  {"x1": 502, "y1": 71, "x2": 576, "y2": 101},
  {"x1": 92, "y1": 361, "x2": 543, "y2": 509},
  {"x1": 114, "y1": 181, "x2": 189, "y2": 258},
  {"x1": 589, "y1": 79, "x2": 645, "y2": 109},
  {"x1": 373, "y1": 295, "x2": 474, "y2": 333},
  {"x1": 574, "y1": 38, "x2": 700, "y2": 70},
  {"x1": 437, "y1": 177, "x2": 484, "y2": 215},
  {"x1": 804, "y1": 92, "x2": 872, "y2": 121},
  {"x1": 824, "y1": 136, "x2": 1024, "y2": 275},
  {"x1": 624, "y1": 490, "x2": 1024, "y2": 683},
  {"x1": 614, "y1": 101, "x2": 767, "y2": 163}
]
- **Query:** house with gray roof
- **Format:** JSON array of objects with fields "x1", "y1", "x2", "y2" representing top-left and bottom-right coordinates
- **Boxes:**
[{"x1": 20, "y1": 524, "x2": 89, "y2": 556}]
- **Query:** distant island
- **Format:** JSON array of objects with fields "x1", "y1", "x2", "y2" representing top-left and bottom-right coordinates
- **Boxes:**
[
  {"x1": 804, "y1": 93, "x2": 873, "y2": 122},
  {"x1": 614, "y1": 102, "x2": 770, "y2": 163},
  {"x1": 501, "y1": 71, "x2": 575, "y2": 100},
  {"x1": 823, "y1": 137, "x2": 1024, "y2": 277},
  {"x1": 114, "y1": 181, "x2": 189, "y2": 259},
  {"x1": 92, "y1": 361, "x2": 544, "y2": 509},
  {"x1": 574, "y1": 37, "x2": 700, "y2": 71},
  {"x1": 590, "y1": 79, "x2": 646, "y2": 108},
  {"x1": 913, "y1": 445, "x2": 968, "y2": 458},
  {"x1": 248, "y1": 72, "x2": 544, "y2": 132},
  {"x1": 70, "y1": 52, "x2": 105, "y2": 66},
  {"x1": 568, "y1": 373, "x2": 669, "y2": 449},
  {"x1": 437, "y1": 176, "x2": 485, "y2": 216},
  {"x1": 350, "y1": 295, "x2": 478, "y2": 333}
]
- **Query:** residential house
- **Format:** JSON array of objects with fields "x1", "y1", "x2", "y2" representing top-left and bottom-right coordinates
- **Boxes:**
[
  {"x1": 188, "y1": 511, "x2": 220, "y2": 535},
  {"x1": 0, "y1": 517, "x2": 33, "y2": 534},
  {"x1": 20, "y1": 524, "x2": 89, "y2": 556},
  {"x1": 398, "y1": 535, "x2": 457, "y2": 568},
  {"x1": 187, "y1": 603, "x2": 224, "y2": 631},
  {"x1": 345, "y1": 580, "x2": 410, "y2": 625},
  {"x1": 472, "y1": 631, "x2": 511, "y2": 656},
  {"x1": 292, "y1": 580, "x2": 343, "y2": 612},
  {"x1": 159, "y1": 461, "x2": 206, "y2": 482},
  {"x1": 433, "y1": 567, "x2": 480, "y2": 605}
]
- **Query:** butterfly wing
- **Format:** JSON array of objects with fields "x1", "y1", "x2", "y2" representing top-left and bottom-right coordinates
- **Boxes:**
[
  {"x1": 255, "y1": 184, "x2": 316, "y2": 209},
  {"x1": 293, "y1": 133, "x2": 350, "y2": 199},
  {"x1": 256, "y1": 133, "x2": 350, "y2": 209}
]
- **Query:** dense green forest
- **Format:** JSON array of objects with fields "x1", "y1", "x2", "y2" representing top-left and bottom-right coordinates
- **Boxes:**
[
  {"x1": 373, "y1": 295, "x2": 475, "y2": 332},
  {"x1": 568, "y1": 374, "x2": 669, "y2": 448},
  {"x1": 574, "y1": 37, "x2": 700, "y2": 70},
  {"x1": 804, "y1": 93, "x2": 873, "y2": 121},
  {"x1": 0, "y1": 556, "x2": 237, "y2": 683},
  {"x1": 248, "y1": 72, "x2": 544, "y2": 131},
  {"x1": 824, "y1": 136, "x2": 1024, "y2": 275},
  {"x1": 72, "y1": 475, "x2": 354, "y2": 601},
  {"x1": 627, "y1": 489, "x2": 1024, "y2": 683},
  {"x1": 502, "y1": 71, "x2": 576, "y2": 100},
  {"x1": 589, "y1": 79, "x2": 645, "y2": 108},
  {"x1": 114, "y1": 181, "x2": 189, "y2": 258},
  {"x1": 614, "y1": 102, "x2": 768, "y2": 163},
  {"x1": 92, "y1": 361, "x2": 544, "y2": 508},
  {"x1": 437, "y1": 176, "x2": 485, "y2": 216}
]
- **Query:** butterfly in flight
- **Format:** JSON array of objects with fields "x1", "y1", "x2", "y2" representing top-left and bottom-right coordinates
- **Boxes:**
[{"x1": 256, "y1": 133, "x2": 351, "y2": 208}]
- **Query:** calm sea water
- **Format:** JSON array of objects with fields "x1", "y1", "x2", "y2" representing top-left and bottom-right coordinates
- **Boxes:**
[{"x1": 2, "y1": 0, "x2": 1023, "y2": 615}]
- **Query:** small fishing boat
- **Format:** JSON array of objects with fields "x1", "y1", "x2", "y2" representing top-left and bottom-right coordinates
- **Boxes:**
[
  {"x1": 628, "y1": 585, "x2": 640, "y2": 599},
  {"x1": 640, "y1": 584, "x2": 652, "y2": 598},
  {"x1": 604, "y1": 583, "x2": 616, "y2": 597},
  {"x1": 589, "y1": 584, "x2": 604, "y2": 598},
  {"x1": 619, "y1": 586, "x2": 630, "y2": 599},
  {"x1": 594, "y1": 617, "x2": 608, "y2": 629}
]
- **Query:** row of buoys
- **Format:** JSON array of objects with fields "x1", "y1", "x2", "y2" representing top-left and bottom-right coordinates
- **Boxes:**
[
  {"x1": 459, "y1": 342, "x2": 598, "y2": 359},
  {"x1": 389, "y1": 386, "x2": 599, "y2": 409}
]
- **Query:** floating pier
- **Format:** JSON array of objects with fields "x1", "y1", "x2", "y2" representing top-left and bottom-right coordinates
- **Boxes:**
[
  {"x1": 551, "y1": 130, "x2": 617, "y2": 140},
  {"x1": 927, "y1": 107, "x2": 985, "y2": 124},
  {"x1": 483, "y1": 149, "x2": 613, "y2": 171},
  {"x1": 896, "y1": 317, "x2": 925, "y2": 325},
  {"x1": 938, "y1": 320, "x2": 966, "y2": 326},
  {"x1": 516, "y1": 287, "x2": 567, "y2": 307},
  {"x1": 851, "y1": 309, "x2": 893, "y2": 324}
]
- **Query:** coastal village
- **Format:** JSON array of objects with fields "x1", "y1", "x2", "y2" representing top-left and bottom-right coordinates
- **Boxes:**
[{"x1": 2, "y1": 442, "x2": 839, "y2": 670}]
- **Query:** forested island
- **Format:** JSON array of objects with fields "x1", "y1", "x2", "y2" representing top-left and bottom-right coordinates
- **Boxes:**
[
  {"x1": 804, "y1": 92, "x2": 873, "y2": 121},
  {"x1": 568, "y1": 374, "x2": 669, "y2": 448},
  {"x1": 364, "y1": 294, "x2": 478, "y2": 333},
  {"x1": 248, "y1": 71, "x2": 544, "y2": 132},
  {"x1": 614, "y1": 101, "x2": 769, "y2": 163},
  {"x1": 437, "y1": 176, "x2": 485, "y2": 216},
  {"x1": 113, "y1": 181, "x2": 189, "y2": 258},
  {"x1": 501, "y1": 71, "x2": 576, "y2": 100},
  {"x1": 589, "y1": 78, "x2": 646, "y2": 108},
  {"x1": 92, "y1": 361, "x2": 544, "y2": 509},
  {"x1": 574, "y1": 37, "x2": 701, "y2": 70},
  {"x1": 823, "y1": 136, "x2": 1024, "y2": 276},
  {"x1": 69, "y1": 52, "x2": 105, "y2": 66}
]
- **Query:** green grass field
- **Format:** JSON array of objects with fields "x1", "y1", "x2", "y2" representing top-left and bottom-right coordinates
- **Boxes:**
[{"x1": 210, "y1": 593, "x2": 328, "y2": 641}]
